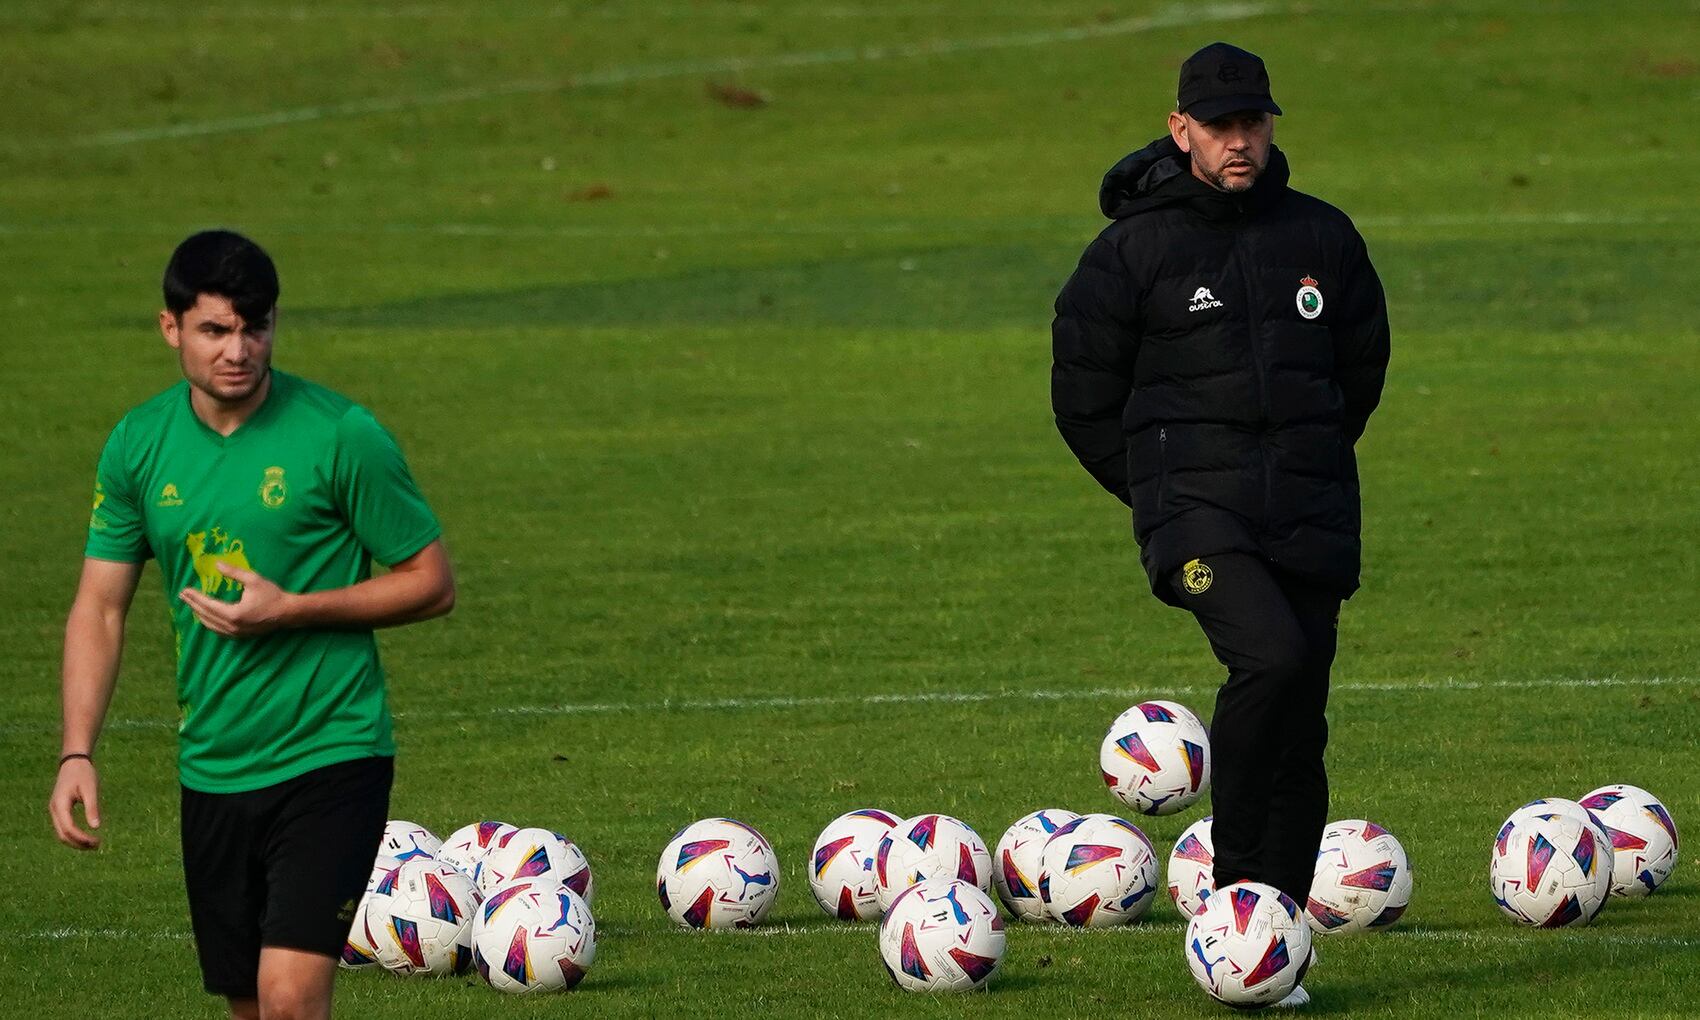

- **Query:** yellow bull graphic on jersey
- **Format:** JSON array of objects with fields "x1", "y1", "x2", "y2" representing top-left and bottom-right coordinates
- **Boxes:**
[{"x1": 185, "y1": 527, "x2": 252, "y2": 596}]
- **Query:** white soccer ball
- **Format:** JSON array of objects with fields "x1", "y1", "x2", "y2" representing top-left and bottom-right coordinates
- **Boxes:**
[
  {"x1": 471, "y1": 878, "x2": 595, "y2": 993},
  {"x1": 1099, "y1": 700, "x2": 1211, "y2": 815},
  {"x1": 878, "y1": 878, "x2": 1006, "y2": 992},
  {"x1": 1167, "y1": 816, "x2": 1216, "y2": 919},
  {"x1": 364, "y1": 859, "x2": 482, "y2": 975},
  {"x1": 380, "y1": 819, "x2": 442, "y2": 862},
  {"x1": 1037, "y1": 813, "x2": 1160, "y2": 927},
  {"x1": 874, "y1": 814, "x2": 993, "y2": 912},
  {"x1": 1507, "y1": 797, "x2": 1596, "y2": 831},
  {"x1": 437, "y1": 820, "x2": 519, "y2": 881},
  {"x1": 476, "y1": 828, "x2": 594, "y2": 905},
  {"x1": 809, "y1": 809, "x2": 901, "y2": 921},
  {"x1": 340, "y1": 854, "x2": 401, "y2": 970},
  {"x1": 1185, "y1": 881, "x2": 1313, "y2": 1008},
  {"x1": 657, "y1": 818, "x2": 780, "y2": 929},
  {"x1": 1489, "y1": 810, "x2": 1611, "y2": 927},
  {"x1": 1306, "y1": 819, "x2": 1412, "y2": 933},
  {"x1": 1579, "y1": 784, "x2": 1680, "y2": 897},
  {"x1": 993, "y1": 808, "x2": 1080, "y2": 923}
]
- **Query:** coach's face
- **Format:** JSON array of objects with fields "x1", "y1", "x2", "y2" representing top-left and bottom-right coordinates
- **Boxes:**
[
  {"x1": 1168, "y1": 109, "x2": 1273, "y2": 193},
  {"x1": 160, "y1": 294, "x2": 274, "y2": 405}
]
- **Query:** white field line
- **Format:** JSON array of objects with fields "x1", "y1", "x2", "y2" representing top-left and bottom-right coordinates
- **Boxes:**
[
  {"x1": 1, "y1": 211, "x2": 1692, "y2": 241},
  {"x1": 18, "y1": 927, "x2": 196, "y2": 941},
  {"x1": 5, "y1": 675, "x2": 1695, "y2": 736},
  {"x1": 439, "y1": 675, "x2": 1700, "y2": 722},
  {"x1": 17, "y1": 923, "x2": 1700, "y2": 950},
  {"x1": 17, "y1": 2, "x2": 1276, "y2": 150}
]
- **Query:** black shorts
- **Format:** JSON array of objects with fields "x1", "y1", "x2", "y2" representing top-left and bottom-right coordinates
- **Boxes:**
[{"x1": 181, "y1": 756, "x2": 393, "y2": 998}]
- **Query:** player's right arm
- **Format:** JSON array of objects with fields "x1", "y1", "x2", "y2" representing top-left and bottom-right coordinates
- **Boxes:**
[
  {"x1": 56, "y1": 418, "x2": 152, "y2": 851},
  {"x1": 50, "y1": 557, "x2": 143, "y2": 850}
]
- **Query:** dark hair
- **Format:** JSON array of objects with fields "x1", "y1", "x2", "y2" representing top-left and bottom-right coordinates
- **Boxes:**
[{"x1": 162, "y1": 230, "x2": 279, "y2": 326}]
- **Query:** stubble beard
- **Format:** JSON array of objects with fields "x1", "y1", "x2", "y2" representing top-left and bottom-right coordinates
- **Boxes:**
[{"x1": 1196, "y1": 154, "x2": 1264, "y2": 194}]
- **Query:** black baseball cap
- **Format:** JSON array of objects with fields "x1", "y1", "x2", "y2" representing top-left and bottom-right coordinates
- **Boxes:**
[{"x1": 1177, "y1": 42, "x2": 1281, "y2": 122}]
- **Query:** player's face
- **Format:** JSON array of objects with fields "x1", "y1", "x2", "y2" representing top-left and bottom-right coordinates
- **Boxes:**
[
  {"x1": 159, "y1": 294, "x2": 274, "y2": 405},
  {"x1": 1169, "y1": 110, "x2": 1273, "y2": 193}
]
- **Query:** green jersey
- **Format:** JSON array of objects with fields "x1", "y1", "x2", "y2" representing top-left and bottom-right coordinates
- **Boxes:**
[{"x1": 85, "y1": 371, "x2": 441, "y2": 793}]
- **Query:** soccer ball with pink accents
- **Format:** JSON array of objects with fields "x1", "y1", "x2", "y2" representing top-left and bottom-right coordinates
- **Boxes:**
[
  {"x1": 437, "y1": 820, "x2": 519, "y2": 882},
  {"x1": 1185, "y1": 881, "x2": 1312, "y2": 1008},
  {"x1": 1506, "y1": 797, "x2": 1597, "y2": 832},
  {"x1": 339, "y1": 854, "x2": 401, "y2": 970},
  {"x1": 380, "y1": 819, "x2": 442, "y2": 862},
  {"x1": 471, "y1": 877, "x2": 595, "y2": 994},
  {"x1": 808, "y1": 809, "x2": 901, "y2": 921},
  {"x1": 656, "y1": 818, "x2": 780, "y2": 929},
  {"x1": 873, "y1": 814, "x2": 993, "y2": 912},
  {"x1": 364, "y1": 859, "x2": 482, "y2": 975},
  {"x1": 993, "y1": 808, "x2": 1080, "y2": 923},
  {"x1": 878, "y1": 878, "x2": 1006, "y2": 992},
  {"x1": 476, "y1": 828, "x2": 594, "y2": 906},
  {"x1": 1167, "y1": 816, "x2": 1216, "y2": 918},
  {"x1": 1037, "y1": 813, "x2": 1160, "y2": 927},
  {"x1": 1306, "y1": 819, "x2": 1412, "y2": 933},
  {"x1": 1579, "y1": 784, "x2": 1680, "y2": 897},
  {"x1": 1489, "y1": 809, "x2": 1611, "y2": 927},
  {"x1": 1099, "y1": 700, "x2": 1211, "y2": 815}
]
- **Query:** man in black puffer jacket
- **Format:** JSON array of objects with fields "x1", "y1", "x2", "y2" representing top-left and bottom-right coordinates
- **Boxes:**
[{"x1": 1051, "y1": 42, "x2": 1390, "y2": 959}]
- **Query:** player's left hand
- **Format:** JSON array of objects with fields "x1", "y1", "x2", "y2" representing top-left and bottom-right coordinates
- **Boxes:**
[{"x1": 179, "y1": 564, "x2": 295, "y2": 637}]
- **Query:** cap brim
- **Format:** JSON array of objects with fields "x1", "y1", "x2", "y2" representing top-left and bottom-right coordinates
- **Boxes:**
[{"x1": 1184, "y1": 95, "x2": 1282, "y2": 122}]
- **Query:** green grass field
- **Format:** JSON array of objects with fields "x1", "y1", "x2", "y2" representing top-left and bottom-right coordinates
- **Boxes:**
[{"x1": 2, "y1": 1, "x2": 1698, "y2": 1015}]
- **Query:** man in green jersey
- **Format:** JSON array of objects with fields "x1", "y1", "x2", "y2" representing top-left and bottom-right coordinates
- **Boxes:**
[{"x1": 48, "y1": 230, "x2": 455, "y2": 1020}]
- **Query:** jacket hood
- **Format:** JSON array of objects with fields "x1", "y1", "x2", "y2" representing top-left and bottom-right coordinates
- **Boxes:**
[{"x1": 1098, "y1": 135, "x2": 1290, "y2": 221}]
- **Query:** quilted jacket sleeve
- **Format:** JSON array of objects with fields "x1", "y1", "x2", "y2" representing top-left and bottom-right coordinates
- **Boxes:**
[
  {"x1": 1051, "y1": 232, "x2": 1141, "y2": 506},
  {"x1": 1333, "y1": 227, "x2": 1390, "y2": 445}
]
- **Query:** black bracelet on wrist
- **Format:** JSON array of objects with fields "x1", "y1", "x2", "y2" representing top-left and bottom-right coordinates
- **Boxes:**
[{"x1": 58, "y1": 752, "x2": 93, "y2": 767}]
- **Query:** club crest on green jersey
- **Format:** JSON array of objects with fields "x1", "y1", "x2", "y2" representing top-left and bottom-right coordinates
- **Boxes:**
[{"x1": 259, "y1": 465, "x2": 288, "y2": 509}]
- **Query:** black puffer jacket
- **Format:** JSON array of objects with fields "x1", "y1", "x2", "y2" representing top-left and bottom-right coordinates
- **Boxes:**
[{"x1": 1051, "y1": 135, "x2": 1389, "y2": 604}]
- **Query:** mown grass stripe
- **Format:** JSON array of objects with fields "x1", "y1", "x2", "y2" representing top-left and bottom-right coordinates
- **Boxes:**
[{"x1": 15, "y1": 2, "x2": 1275, "y2": 150}]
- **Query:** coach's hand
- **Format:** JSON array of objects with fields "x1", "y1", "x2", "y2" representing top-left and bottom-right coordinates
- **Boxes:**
[
  {"x1": 179, "y1": 564, "x2": 294, "y2": 637},
  {"x1": 49, "y1": 757, "x2": 102, "y2": 850}
]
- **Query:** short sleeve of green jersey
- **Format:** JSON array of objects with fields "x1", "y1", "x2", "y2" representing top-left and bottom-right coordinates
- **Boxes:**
[
  {"x1": 84, "y1": 420, "x2": 152, "y2": 563},
  {"x1": 332, "y1": 407, "x2": 442, "y2": 566}
]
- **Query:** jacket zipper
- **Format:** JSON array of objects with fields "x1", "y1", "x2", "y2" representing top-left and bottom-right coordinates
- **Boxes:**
[
  {"x1": 1157, "y1": 427, "x2": 1168, "y2": 512},
  {"x1": 1233, "y1": 238, "x2": 1274, "y2": 531}
]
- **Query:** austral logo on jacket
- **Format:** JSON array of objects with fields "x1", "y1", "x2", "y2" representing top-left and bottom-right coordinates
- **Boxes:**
[{"x1": 1188, "y1": 287, "x2": 1225, "y2": 313}]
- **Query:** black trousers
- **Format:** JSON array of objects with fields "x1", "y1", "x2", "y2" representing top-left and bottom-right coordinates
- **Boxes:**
[{"x1": 1170, "y1": 552, "x2": 1340, "y2": 905}]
